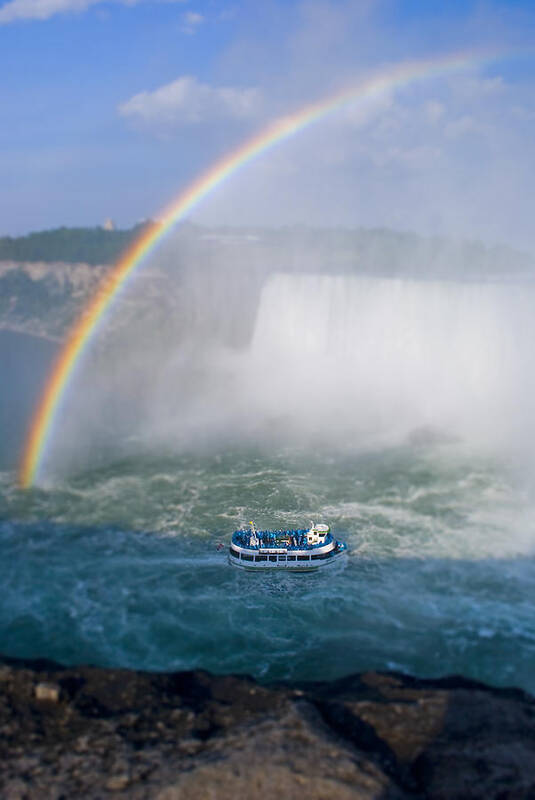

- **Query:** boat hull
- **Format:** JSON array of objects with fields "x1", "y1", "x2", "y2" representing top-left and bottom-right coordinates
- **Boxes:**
[{"x1": 228, "y1": 544, "x2": 347, "y2": 571}]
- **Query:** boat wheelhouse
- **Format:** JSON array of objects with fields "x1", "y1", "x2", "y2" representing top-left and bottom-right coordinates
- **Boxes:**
[{"x1": 228, "y1": 522, "x2": 346, "y2": 571}]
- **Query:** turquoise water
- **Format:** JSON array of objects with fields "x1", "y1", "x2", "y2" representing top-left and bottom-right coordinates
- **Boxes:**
[{"x1": 2, "y1": 441, "x2": 535, "y2": 690}]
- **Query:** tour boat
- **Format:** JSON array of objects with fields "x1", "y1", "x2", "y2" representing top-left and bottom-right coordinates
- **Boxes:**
[{"x1": 228, "y1": 522, "x2": 347, "y2": 571}]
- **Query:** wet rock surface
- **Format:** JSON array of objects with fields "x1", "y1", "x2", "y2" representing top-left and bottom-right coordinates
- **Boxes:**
[{"x1": 0, "y1": 656, "x2": 534, "y2": 799}]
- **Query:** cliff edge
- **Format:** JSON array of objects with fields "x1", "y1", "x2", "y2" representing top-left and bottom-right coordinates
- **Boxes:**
[{"x1": 1, "y1": 656, "x2": 534, "y2": 799}]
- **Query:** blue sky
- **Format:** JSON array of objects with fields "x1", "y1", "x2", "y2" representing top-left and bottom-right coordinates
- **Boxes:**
[{"x1": 1, "y1": 0, "x2": 535, "y2": 249}]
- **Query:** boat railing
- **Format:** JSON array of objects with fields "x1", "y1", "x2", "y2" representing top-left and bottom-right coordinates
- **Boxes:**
[{"x1": 232, "y1": 530, "x2": 333, "y2": 550}]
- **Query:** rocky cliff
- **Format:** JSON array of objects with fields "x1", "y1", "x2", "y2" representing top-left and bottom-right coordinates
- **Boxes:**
[
  {"x1": 0, "y1": 261, "x2": 107, "y2": 340},
  {"x1": 1, "y1": 656, "x2": 534, "y2": 799},
  {"x1": 0, "y1": 259, "x2": 185, "y2": 351}
]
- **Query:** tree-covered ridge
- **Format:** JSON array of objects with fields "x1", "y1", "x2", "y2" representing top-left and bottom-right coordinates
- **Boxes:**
[
  {"x1": 0, "y1": 223, "x2": 150, "y2": 265},
  {"x1": 1, "y1": 222, "x2": 533, "y2": 276}
]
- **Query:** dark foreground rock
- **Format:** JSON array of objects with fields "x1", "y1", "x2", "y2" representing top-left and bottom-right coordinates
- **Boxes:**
[{"x1": 0, "y1": 657, "x2": 534, "y2": 799}]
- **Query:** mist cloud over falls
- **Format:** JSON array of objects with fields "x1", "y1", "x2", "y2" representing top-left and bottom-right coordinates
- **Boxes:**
[{"x1": 46, "y1": 238, "x2": 535, "y2": 476}]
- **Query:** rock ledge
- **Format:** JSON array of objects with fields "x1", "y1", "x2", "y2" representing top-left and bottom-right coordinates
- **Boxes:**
[{"x1": 1, "y1": 655, "x2": 534, "y2": 799}]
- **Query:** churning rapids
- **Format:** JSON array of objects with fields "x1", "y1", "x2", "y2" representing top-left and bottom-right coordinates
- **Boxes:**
[{"x1": 2, "y1": 273, "x2": 535, "y2": 691}]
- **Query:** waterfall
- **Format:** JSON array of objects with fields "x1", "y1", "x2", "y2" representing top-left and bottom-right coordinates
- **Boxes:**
[{"x1": 247, "y1": 273, "x2": 535, "y2": 445}]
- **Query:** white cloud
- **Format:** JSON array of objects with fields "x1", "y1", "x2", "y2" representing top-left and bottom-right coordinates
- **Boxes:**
[
  {"x1": 446, "y1": 74, "x2": 506, "y2": 103},
  {"x1": 118, "y1": 76, "x2": 261, "y2": 133},
  {"x1": 341, "y1": 89, "x2": 394, "y2": 129},
  {"x1": 0, "y1": 0, "x2": 93, "y2": 23},
  {"x1": 180, "y1": 10, "x2": 203, "y2": 35},
  {"x1": 425, "y1": 100, "x2": 445, "y2": 124},
  {"x1": 445, "y1": 115, "x2": 481, "y2": 139},
  {"x1": 217, "y1": 6, "x2": 236, "y2": 22},
  {"x1": 0, "y1": 0, "x2": 185, "y2": 23},
  {"x1": 512, "y1": 104, "x2": 535, "y2": 121},
  {"x1": 474, "y1": 76, "x2": 506, "y2": 95}
]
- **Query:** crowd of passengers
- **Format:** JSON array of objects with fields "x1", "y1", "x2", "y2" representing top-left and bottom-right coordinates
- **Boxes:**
[{"x1": 233, "y1": 529, "x2": 330, "y2": 549}]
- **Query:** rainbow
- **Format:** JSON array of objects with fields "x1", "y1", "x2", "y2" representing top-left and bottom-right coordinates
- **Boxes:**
[{"x1": 19, "y1": 50, "x2": 496, "y2": 487}]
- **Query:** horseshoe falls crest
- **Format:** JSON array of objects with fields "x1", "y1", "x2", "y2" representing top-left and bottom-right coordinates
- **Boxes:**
[{"x1": 2, "y1": 271, "x2": 535, "y2": 691}]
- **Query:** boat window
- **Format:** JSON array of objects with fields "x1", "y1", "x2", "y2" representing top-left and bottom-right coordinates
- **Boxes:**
[
  {"x1": 229, "y1": 549, "x2": 239, "y2": 558},
  {"x1": 241, "y1": 554, "x2": 254, "y2": 561},
  {"x1": 269, "y1": 555, "x2": 277, "y2": 562},
  {"x1": 312, "y1": 552, "x2": 330, "y2": 560},
  {"x1": 287, "y1": 555, "x2": 296, "y2": 561},
  {"x1": 278, "y1": 555, "x2": 287, "y2": 561},
  {"x1": 297, "y1": 555, "x2": 310, "y2": 561},
  {"x1": 255, "y1": 555, "x2": 267, "y2": 562}
]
